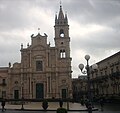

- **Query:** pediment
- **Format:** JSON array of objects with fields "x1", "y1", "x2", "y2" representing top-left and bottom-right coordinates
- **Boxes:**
[{"x1": 31, "y1": 45, "x2": 46, "y2": 51}]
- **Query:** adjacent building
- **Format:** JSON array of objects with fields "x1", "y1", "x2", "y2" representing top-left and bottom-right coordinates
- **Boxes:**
[
  {"x1": 72, "y1": 51, "x2": 120, "y2": 102},
  {"x1": 0, "y1": 5, "x2": 72, "y2": 99},
  {"x1": 90, "y1": 51, "x2": 120, "y2": 100},
  {"x1": 72, "y1": 75, "x2": 87, "y2": 102}
]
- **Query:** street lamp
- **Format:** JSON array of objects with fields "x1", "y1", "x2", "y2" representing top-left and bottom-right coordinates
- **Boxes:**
[
  {"x1": 79, "y1": 55, "x2": 98, "y2": 113},
  {"x1": 79, "y1": 55, "x2": 91, "y2": 101}
]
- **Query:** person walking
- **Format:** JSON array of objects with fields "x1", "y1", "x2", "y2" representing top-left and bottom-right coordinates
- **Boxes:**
[
  {"x1": 59, "y1": 99, "x2": 63, "y2": 107},
  {"x1": 100, "y1": 98, "x2": 104, "y2": 111},
  {"x1": 85, "y1": 98, "x2": 89, "y2": 108},
  {"x1": 80, "y1": 98, "x2": 84, "y2": 106},
  {"x1": 87, "y1": 101, "x2": 92, "y2": 113},
  {"x1": 1, "y1": 99, "x2": 5, "y2": 112}
]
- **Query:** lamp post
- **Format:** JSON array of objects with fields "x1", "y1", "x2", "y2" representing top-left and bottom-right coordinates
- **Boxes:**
[
  {"x1": 79, "y1": 55, "x2": 91, "y2": 101},
  {"x1": 79, "y1": 55, "x2": 92, "y2": 113},
  {"x1": 79, "y1": 55, "x2": 98, "y2": 113}
]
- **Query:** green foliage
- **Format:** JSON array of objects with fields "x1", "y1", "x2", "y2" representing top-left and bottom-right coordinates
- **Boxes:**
[
  {"x1": 42, "y1": 99, "x2": 48, "y2": 110},
  {"x1": 57, "y1": 107, "x2": 67, "y2": 113}
]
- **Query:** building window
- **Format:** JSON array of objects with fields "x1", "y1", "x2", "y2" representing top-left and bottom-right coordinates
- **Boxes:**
[
  {"x1": 2, "y1": 79, "x2": 6, "y2": 85},
  {"x1": 60, "y1": 49, "x2": 66, "y2": 58},
  {"x1": 15, "y1": 81, "x2": 18, "y2": 84},
  {"x1": 61, "y1": 42, "x2": 63, "y2": 44},
  {"x1": 2, "y1": 91, "x2": 6, "y2": 98},
  {"x1": 36, "y1": 61, "x2": 43, "y2": 71},
  {"x1": 116, "y1": 66, "x2": 119, "y2": 72}
]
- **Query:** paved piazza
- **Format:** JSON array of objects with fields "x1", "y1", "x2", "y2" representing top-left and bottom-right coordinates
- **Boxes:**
[
  {"x1": 0, "y1": 102, "x2": 119, "y2": 113},
  {"x1": 0, "y1": 102, "x2": 87, "y2": 110}
]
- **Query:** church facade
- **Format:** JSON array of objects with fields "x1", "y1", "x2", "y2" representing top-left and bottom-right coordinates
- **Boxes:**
[{"x1": 0, "y1": 6, "x2": 72, "y2": 99}]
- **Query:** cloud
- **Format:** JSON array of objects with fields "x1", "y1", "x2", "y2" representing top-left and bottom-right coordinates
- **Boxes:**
[{"x1": 0, "y1": 0, "x2": 120, "y2": 78}]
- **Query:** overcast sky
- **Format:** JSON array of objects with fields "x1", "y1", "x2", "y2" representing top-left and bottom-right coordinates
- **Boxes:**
[{"x1": 0, "y1": 0, "x2": 120, "y2": 78}]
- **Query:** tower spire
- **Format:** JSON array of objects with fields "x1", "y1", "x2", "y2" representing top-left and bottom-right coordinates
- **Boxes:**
[
  {"x1": 60, "y1": 0, "x2": 62, "y2": 7},
  {"x1": 55, "y1": 1, "x2": 68, "y2": 25},
  {"x1": 58, "y1": 0, "x2": 64, "y2": 20}
]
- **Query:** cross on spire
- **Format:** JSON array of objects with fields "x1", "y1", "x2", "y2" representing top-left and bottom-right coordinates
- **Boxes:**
[
  {"x1": 60, "y1": 0, "x2": 62, "y2": 7},
  {"x1": 38, "y1": 28, "x2": 40, "y2": 34}
]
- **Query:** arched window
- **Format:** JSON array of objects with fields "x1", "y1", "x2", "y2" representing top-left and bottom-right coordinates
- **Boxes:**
[
  {"x1": 60, "y1": 50, "x2": 63, "y2": 58},
  {"x1": 60, "y1": 29, "x2": 64, "y2": 37},
  {"x1": 63, "y1": 49, "x2": 66, "y2": 58},
  {"x1": 36, "y1": 60, "x2": 43, "y2": 71},
  {"x1": 60, "y1": 49, "x2": 66, "y2": 58}
]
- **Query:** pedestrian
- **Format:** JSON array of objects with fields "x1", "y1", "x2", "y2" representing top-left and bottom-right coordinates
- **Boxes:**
[
  {"x1": 1, "y1": 99, "x2": 5, "y2": 112},
  {"x1": 99, "y1": 98, "x2": 104, "y2": 111},
  {"x1": 59, "y1": 99, "x2": 63, "y2": 107},
  {"x1": 80, "y1": 98, "x2": 84, "y2": 106},
  {"x1": 88, "y1": 102, "x2": 92, "y2": 113},
  {"x1": 85, "y1": 99, "x2": 89, "y2": 108}
]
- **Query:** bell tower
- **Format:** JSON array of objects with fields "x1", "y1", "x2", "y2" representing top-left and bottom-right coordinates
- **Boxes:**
[
  {"x1": 54, "y1": 5, "x2": 72, "y2": 99},
  {"x1": 54, "y1": 5, "x2": 70, "y2": 58}
]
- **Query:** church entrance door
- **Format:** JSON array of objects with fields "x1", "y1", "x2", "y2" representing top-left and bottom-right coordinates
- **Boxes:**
[
  {"x1": 36, "y1": 83, "x2": 44, "y2": 99},
  {"x1": 14, "y1": 90, "x2": 19, "y2": 99},
  {"x1": 62, "y1": 89, "x2": 67, "y2": 98}
]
